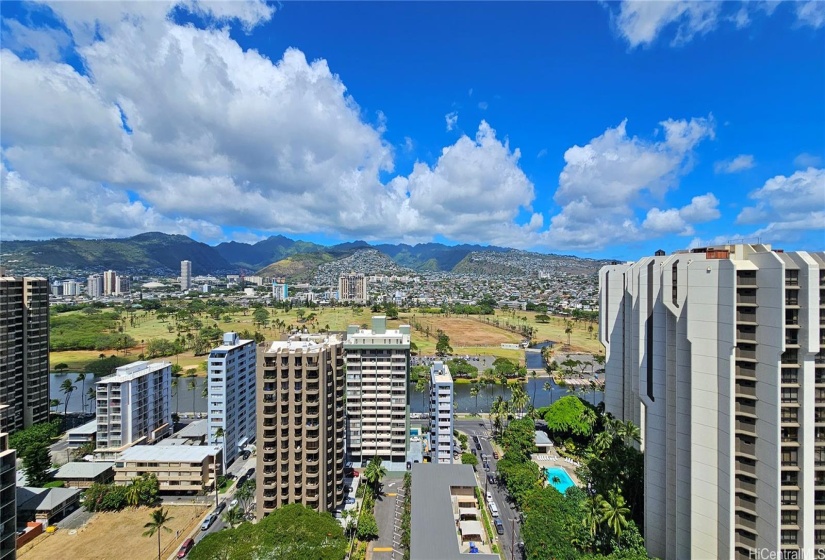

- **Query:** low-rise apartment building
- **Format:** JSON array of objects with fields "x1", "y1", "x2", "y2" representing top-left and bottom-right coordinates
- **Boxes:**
[{"x1": 114, "y1": 445, "x2": 222, "y2": 493}]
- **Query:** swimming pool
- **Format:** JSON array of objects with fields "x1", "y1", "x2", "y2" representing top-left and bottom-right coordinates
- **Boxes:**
[
  {"x1": 545, "y1": 466, "x2": 576, "y2": 493},
  {"x1": 410, "y1": 428, "x2": 419, "y2": 436}
]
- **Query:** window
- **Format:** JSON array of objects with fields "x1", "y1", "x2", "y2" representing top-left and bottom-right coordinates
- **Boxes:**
[
  {"x1": 782, "y1": 490, "x2": 798, "y2": 506},
  {"x1": 782, "y1": 387, "x2": 799, "y2": 403},
  {"x1": 781, "y1": 530, "x2": 798, "y2": 545},
  {"x1": 782, "y1": 448, "x2": 799, "y2": 467},
  {"x1": 781, "y1": 471, "x2": 799, "y2": 487},
  {"x1": 782, "y1": 510, "x2": 798, "y2": 526},
  {"x1": 782, "y1": 408, "x2": 799, "y2": 423},
  {"x1": 782, "y1": 368, "x2": 799, "y2": 384}
]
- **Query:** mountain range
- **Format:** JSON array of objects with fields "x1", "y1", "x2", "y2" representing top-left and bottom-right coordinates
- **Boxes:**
[{"x1": 0, "y1": 231, "x2": 599, "y2": 279}]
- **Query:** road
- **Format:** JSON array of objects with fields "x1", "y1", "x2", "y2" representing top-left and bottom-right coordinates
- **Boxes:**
[{"x1": 454, "y1": 419, "x2": 523, "y2": 560}]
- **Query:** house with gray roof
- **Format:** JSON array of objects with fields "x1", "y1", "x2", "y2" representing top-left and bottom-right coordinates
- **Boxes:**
[{"x1": 53, "y1": 462, "x2": 115, "y2": 489}]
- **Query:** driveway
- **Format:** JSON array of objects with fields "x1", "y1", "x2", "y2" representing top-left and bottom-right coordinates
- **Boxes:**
[{"x1": 369, "y1": 473, "x2": 404, "y2": 559}]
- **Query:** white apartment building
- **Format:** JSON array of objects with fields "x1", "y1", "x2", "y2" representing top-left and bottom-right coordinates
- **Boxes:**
[
  {"x1": 339, "y1": 273, "x2": 368, "y2": 304},
  {"x1": 103, "y1": 270, "x2": 117, "y2": 296},
  {"x1": 429, "y1": 362, "x2": 454, "y2": 464},
  {"x1": 87, "y1": 274, "x2": 103, "y2": 298},
  {"x1": 600, "y1": 244, "x2": 825, "y2": 560},
  {"x1": 95, "y1": 361, "x2": 172, "y2": 457},
  {"x1": 207, "y1": 332, "x2": 256, "y2": 468},
  {"x1": 272, "y1": 282, "x2": 288, "y2": 301},
  {"x1": 345, "y1": 316, "x2": 411, "y2": 467},
  {"x1": 181, "y1": 260, "x2": 192, "y2": 290},
  {"x1": 62, "y1": 280, "x2": 80, "y2": 296}
]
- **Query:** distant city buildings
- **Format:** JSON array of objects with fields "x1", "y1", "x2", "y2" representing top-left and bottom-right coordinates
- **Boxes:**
[
  {"x1": 600, "y1": 244, "x2": 825, "y2": 560},
  {"x1": 86, "y1": 274, "x2": 103, "y2": 298},
  {"x1": 338, "y1": 272, "x2": 368, "y2": 304},
  {"x1": 114, "y1": 275, "x2": 129, "y2": 295},
  {"x1": 95, "y1": 361, "x2": 172, "y2": 458},
  {"x1": 256, "y1": 334, "x2": 346, "y2": 516},
  {"x1": 272, "y1": 282, "x2": 288, "y2": 301},
  {"x1": 103, "y1": 270, "x2": 117, "y2": 296},
  {"x1": 181, "y1": 260, "x2": 192, "y2": 290},
  {"x1": 0, "y1": 276, "x2": 49, "y2": 435},
  {"x1": 429, "y1": 362, "x2": 454, "y2": 464},
  {"x1": 207, "y1": 332, "x2": 256, "y2": 468},
  {"x1": 62, "y1": 280, "x2": 80, "y2": 296},
  {"x1": 345, "y1": 316, "x2": 411, "y2": 467}
]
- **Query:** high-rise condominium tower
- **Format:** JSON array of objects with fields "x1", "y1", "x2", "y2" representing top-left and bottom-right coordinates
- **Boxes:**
[
  {"x1": 95, "y1": 361, "x2": 172, "y2": 457},
  {"x1": 345, "y1": 316, "x2": 411, "y2": 467},
  {"x1": 103, "y1": 270, "x2": 117, "y2": 296},
  {"x1": 429, "y1": 361, "x2": 454, "y2": 464},
  {"x1": 600, "y1": 244, "x2": 825, "y2": 560},
  {"x1": 207, "y1": 332, "x2": 256, "y2": 468},
  {"x1": 338, "y1": 272, "x2": 368, "y2": 304},
  {"x1": 115, "y1": 275, "x2": 129, "y2": 295},
  {"x1": 0, "y1": 277, "x2": 49, "y2": 434},
  {"x1": 181, "y1": 260, "x2": 192, "y2": 291},
  {"x1": 256, "y1": 334, "x2": 345, "y2": 517},
  {"x1": 87, "y1": 274, "x2": 103, "y2": 298},
  {"x1": 0, "y1": 409, "x2": 16, "y2": 560}
]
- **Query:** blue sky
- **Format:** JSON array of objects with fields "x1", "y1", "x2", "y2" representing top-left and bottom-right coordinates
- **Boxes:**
[{"x1": 1, "y1": 1, "x2": 822, "y2": 260}]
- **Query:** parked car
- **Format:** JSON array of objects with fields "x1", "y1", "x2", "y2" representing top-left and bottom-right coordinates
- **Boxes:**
[
  {"x1": 487, "y1": 473, "x2": 497, "y2": 485},
  {"x1": 486, "y1": 491, "x2": 493, "y2": 503},
  {"x1": 493, "y1": 451, "x2": 499, "y2": 459},
  {"x1": 475, "y1": 442, "x2": 482, "y2": 451},
  {"x1": 216, "y1": 501, "x2": 227, "y2": 514},
  {"x1": 345, "y1": 497, "x2": 356, "y2": 504},
  {"x1": 237, "y1": 474, "x2": 248, "y2": 486},
  {"x1": 246, "y1": 468, "x2": 255, "y2": 478},
  {"x1": 177, "y1": 538, "x2": 195, "y2": 558},
  {"x1": 494, "y1": 519, "x2": 505, "y2": 535},
  {"x1": 483, "y1": 461, "x2": 490, "y2": 471},
  {"x1": 344, "y1": 485, "x2": 352, "y2": 493},
  {"x1": 241, "y1": 450, "x2": 251, "y2": 460},
  {"x1": 229, "y1": 499, "x2": 239, "y2": 509},
  {"x1": 201, "y1": 514, "x2": 216, "y2": 531}
]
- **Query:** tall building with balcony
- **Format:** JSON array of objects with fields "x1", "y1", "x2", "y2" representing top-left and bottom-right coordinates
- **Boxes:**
[
  {"x1": 207, "y1": 332, "x2": 256, "y2": 468},
  {"x1": 103, "y1": 270, "x2": 117, "y2": 296},
  {"x1": 272, "y1": 282, "x2": 288, "y2": 301},
  {"x1": 95, "y1": 361, "x2": 172, "y2": 458},
  {"x1": 345, "y1": 316, "x2": 411, "y2": 467},
  {"x1": 181, "y1": 260, "x2": 192, "y2": 291},
  {"x1": 429, "y1": 362, "x2": 454, "y2": 464},
  {"x1": 600, "y1": 244, "x2": 825, "y2": 560},
  {"x1": 0, "y1": 277, "x2": 49, "y2": 435},
  {"x1": 338, "y1": 272, "x2": 368, "y2": 304},
  {"x1": 86, "y1": 274, "x2": 103, "y2": 298},
  {"x1": 0, "y1": 406, "x2": 17, "y2": 560},
  {"x1": 62, "y1": 280, "x2": 80, "y2": 296},
  {"x1": 256, "y1": 334, "x2": 346, "y2": 517}
]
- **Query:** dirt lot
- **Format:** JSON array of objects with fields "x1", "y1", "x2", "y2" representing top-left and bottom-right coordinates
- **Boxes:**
[
  {"x1": 18, "y1": 505, "x2": 207, "y2": 560},
  {"x1": 412, "y1": 316, "x2": 521, "y2": 347}
]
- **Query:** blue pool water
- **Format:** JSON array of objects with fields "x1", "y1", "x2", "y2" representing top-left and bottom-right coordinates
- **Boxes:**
[
  {"x1": 410, "y1": 428, "x2": 419, "y2": 436},
  {"x1": 545, "y1": 466, "x2": 576, "y2": 493}
]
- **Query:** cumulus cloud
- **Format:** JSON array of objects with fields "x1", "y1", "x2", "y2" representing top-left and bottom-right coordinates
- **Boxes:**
[
  {"x1": 445, "y1": 111, "x2": 458, "y2": 131},
  {"x1": 714, "y1": 154, "x2": 755, "y2": 174},
  {"x1": 544, "y1": 116, "x2": 715, "y2": 250},
  {"x1": 736, "y1": 167, "x2": 825, "y2": 240},
  {"x1": 642, "y1": 193, "x2": 720, "y2": 235},
  {"x1": 611, "y1": 0, "x2": 824, "y2": 48}
]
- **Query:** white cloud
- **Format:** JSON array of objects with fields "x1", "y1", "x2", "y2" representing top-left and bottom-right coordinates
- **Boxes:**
[
  {"x1": 736, "y1": 167, "x2": 825, "y2": 240},
  {"x1": 478, "y1": 101, "x2": 488, "y2": 110},
  {"x1": 714, "y1": 154, "x2": 755, "y2": 174},
  {"x1": 612, "y1": 0, "x2": 825, "y2": 48},
  {"x1": 537, "y1": 148, "x2": 548, "y2": 159},
  {"x1": 543, "y1": 116, "x2": 715, "y2": 250},
  {"x1": 445, "y1": 111, "x2": 458, "y2": 131},
  {"x1": 794, "y1": 152, "x2": 823, "y2": 168},
  {"x1": 642, "y1": 193, "x2": 720, "y2": 235},
  {"x1": 1, "y1": 19, "x2": 71, "y2": 61},
  {"x1": 403, "y1": 137, "x2": 414, "y2": 153}
]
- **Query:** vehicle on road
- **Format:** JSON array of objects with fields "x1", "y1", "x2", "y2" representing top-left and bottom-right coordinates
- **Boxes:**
[
  {"x1": 345, "y1": 497, "x2": 356, "y2": 504},
  {"x1": 476, "y1": 442, "x2": 482, "y2": 451},
  {"x1": 494, "y1": 518, "x2": 505, "y2": 535},
  {"x1": 483, "y1": 461, "x2": 490, "y2": 471},
  {"x1": 241, "y1": 450, "x2": 251, "y2": 460},
  {"x1": 488, "y1": 501, "x2": 499, "y2": 518},
  {"x1": 216, "y1": 501, "x2": 226, "y2": 514},
  {"x1": 245, "y1": 468, "x2": 255, "y2": 478},
  {"x1": 177, "y1": 538, "x2": 194, "y2": 558},
  {"x1": 230, "y1": 499, "x2": 238, "y2": 509},
  {"x1": 201, "y1": 514, "x2": 216, "y2": 531},
  {"x1": 493, "y1": 451, "x2": 499, "y2": 459},
  {"x1": 487, "y1": 473, "x2": 497, "y2": 485},
  {"x1": 486, "y1": 491, "x2": 493, "y2": 503}
]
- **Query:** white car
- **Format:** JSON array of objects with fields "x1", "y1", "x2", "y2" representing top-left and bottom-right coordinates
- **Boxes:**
[{"x1": 229, "y1": 499, "x2": 239, "y2": 509}]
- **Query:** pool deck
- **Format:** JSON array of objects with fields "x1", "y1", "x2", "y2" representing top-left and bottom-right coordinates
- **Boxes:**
[{"x1": 531, "y1": 452, "x2": 582, "y2": 487}]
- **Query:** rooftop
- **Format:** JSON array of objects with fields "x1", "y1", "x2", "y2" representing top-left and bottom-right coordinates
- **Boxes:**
[
  {"x1": 265, "y1": 333, "x2": 342, "y2": 354},
  {"x1": 535, "y1": 430, "x2": 552, "y2": 446},
  {"x1": 177, "y1": 419, "x2": 208, "y2": 438},
  {"x1": 411, "y1": 463, "x2": 498, "y2": 560},
  {"x1": 67, "y1": 420, "x2": 97, "y2": 436},
  {"x1": 98, "y1": 360, "x2": 171, "y2": 385},
  {"x1": 54, "y1": 461, "x2": 114, "y2": 479},
  {"x1": 17, "y1": 487, "x2": 81, "y2": 512},
  {"x1": 431, "y1": 361, "x2": 453, "y2": 384},
  {"x1": 210, "y1": 331, "x2": 254, "y2": 353},
  {"x1": 117, "y1": 445, "x2": 221, "y2": 463}
]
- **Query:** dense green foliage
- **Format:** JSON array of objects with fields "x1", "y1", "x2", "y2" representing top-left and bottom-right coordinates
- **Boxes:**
[
  {"x1": 446, "y1": 358, "x2": 478, "y2": 379},
  {"x1": 435, "y1": 330, "x2": 452, "y2": 355},
  {"x1": 50, "y1": 311, "x2": 127, "y2": 351},
  {"x1": 84, "y1": 355, "x2": 135, "y2": 376},
  {"x1": 401, "y1": 473, "x2": 411, "y2": 560},
  {"x1": 189, "y1": 503, "x2": 346, "y2": 560},
  {"x1": 461, "y1": 452, "x2": 478, "y2": 466},
  {"x1": 84, "y1": 474, "x2": 159, "y2": 511},
  {"x1": 499, "y1": 417, "x2": 537, "y2": 462},
  {"x1": 409, "y1": 365, "x2": 429, "y2": 382},
  {"x1": 11, "y1": 421, "x2": 61, "y2": 487},
  {"x1": 356, "y1": 511, "x2": 379, "y2": 541},
  {"x1": 543, "y1": 396, "x2": 597, "y2": 438}
]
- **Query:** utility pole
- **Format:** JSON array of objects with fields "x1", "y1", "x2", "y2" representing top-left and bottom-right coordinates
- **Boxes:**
[{"x1": 510, "y1": 518, "x2": 516, "y2": 560}]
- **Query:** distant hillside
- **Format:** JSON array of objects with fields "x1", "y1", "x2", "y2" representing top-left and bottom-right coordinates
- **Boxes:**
[
  {"x1": 255, "y1": 252, "x2": 342, "y2": 283},
  {"x1": 372, "y1": 242, "x2": 509, "y2": 271},
  {"x1": 214, "y1": 235, "x2": 327, "y2": 270},
  {"x1": 1, "y1": 232, "x2": 230, "y2": 274}
]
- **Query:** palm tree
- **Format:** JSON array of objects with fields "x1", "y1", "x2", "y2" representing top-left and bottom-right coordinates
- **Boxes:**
[
  {"x1": 235, "y1": 479, "x2": 256, "y2": 517},
  {"x1": 582, "y1": 494, "x2": 602, "y2": 541},
  {"x1": 363, "y1": 456, "x2": 387, "y2": 495},
  {"x1": 621, "y1": 420, "x2": 641, "y2": 446},
  {"x1": 77, "y1": 373, "x2": 87, "y2": 412},
  {"x1": 564, "y1": 322, "x2": 573, "y2": 347},
  {"x1": 593, "y1": 430, "x2": 614, "y2": 454},
  {"x1": 188, "y1": 377, "x2": 197, "y2": 414},
  {"x1": 60, "y1": 379, "x2": 76, "y2": 415},
  {"x1": 222, "y1": 506, "x2": 244, "y2": 529},
  {"x1": 415, "y1": 377, "x2": 429, "y2": 408},
  {"x1": 543, "y1": 381, "x2": 555, "y2": 405},
  {"x1": 86, "y1": 387, "x2": 96, "y2": 413},
  {"x1": 49, "y1": 398, "x2": 61, "y2": 414},
  {"x1": 143, "y1": 508, "x2": 174, "y2": 560},
  {"x1": 125, "y1": 479, "x2": 141, "y2": 507},
  {"x1": 171, "y1": 377, "x2": 179, "y2": 415},
  {"x1": 600, "y1": 490, "x2": 630, "y2": 538},
  {"x1": 469, "y1": 384, "x2": 480, "y2": 413},
  {"x1": 529, "y1": 368, "x2": 538, "y2": 408},
  {"x1": 510, "y1": 383, "x2": 529, "y2": 417}
]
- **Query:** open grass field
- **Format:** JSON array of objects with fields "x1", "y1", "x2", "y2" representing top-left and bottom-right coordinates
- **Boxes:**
[
  {"x1": 17, "y1": 505, "x2": 207, "y2": 560},
  {"x1": 50, "y1": 306, "x2": 600, "y2": 372}
]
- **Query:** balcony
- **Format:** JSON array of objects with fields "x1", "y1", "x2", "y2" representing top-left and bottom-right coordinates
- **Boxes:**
[
  {"x1": 737, "y1": 292, "x2": 757, "y2": 306},
  {"x1": 736, "y1": 440, "x2": 756, "y2": 458},
  {"x1": 735, "y1": 460, "x2": 757, "y2": 477},
  {"x1": 735, "y1": 513, "x2": 758, "y2": 533},
  {"x1": 736, "y1": 347, "x2": 757, "y2": 361},
  {"x1": 735, "y1": 383, "x2": 757, "y2": 399},
  {"x1": 736, "y1": 476, "x2": 757, "y2": 495},
  {"x1": 736, "y1": 419, "x2": 757, "y2": 436},
  {"x1": 736, "y1": 401, "x2": 757, "y2": 417}
]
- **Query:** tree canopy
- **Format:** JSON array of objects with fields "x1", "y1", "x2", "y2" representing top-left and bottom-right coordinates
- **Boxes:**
[
  {"x1": 543, "y1": 395, "x2": 597, "y2": 437},
  {"x1": 189, "y1": 503, "x2": 346, "y2": 560}
]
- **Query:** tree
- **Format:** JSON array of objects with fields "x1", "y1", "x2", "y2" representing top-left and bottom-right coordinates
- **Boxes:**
[
  {"x1": 529, "y1": 369, "x2": 539, "y2": 408},
  {"x1": 356, "y1": 511, "x2": 379, "y2": 541},
  {"x1": 171, "y1": 377, "x2": 179, "y2": 415},
  {"x1": 435, "y1": 331, "x2": 452, "y2": 355},
  {"x1": 469, "y1": 384, "x2": 481, "y2": 412},
  {"x1": 60, "y1": 378, "x2": 76, "y2": 415},
  {"x1": 461, "y1": 452, "x2": 478, "y2": 466},
  {"x1": 222, "y1": 506, "x2": 244, "y2": 529},
  {"x1": 362, "y1": 456, "x2": 387, "y2": 495},
  {"x1": 53, "y1": 363, "x2": 69, "y2": 373},
  {"x1": 510, "y1": 383, "x2": 529, "y2": 417},
  {"x1": 564, "y1": 321, "x2": 573, "y2": 347},
  {"x1": 143, "y1": 508, "x2": 174, "y2": 560},
  {"x1": 76, "y1": 372, "x2": 87, "y2": 412},
  {"x1": 415, "y1": 376, "x2": 429, "y2": 408},
  {"x1": 235, "y1": 479, "x2": 256, "y2": 517},
  {"x1": 23, "y1": 444, "x2": 52, "y2": 487},
  {"x1": 49, "y1": 398, "x2": 61, "y2": 414},
  {"x1": 543, "y1": 396, "x2": 596, "y2": 438},
  {"x1": 86, "y1": 387, "x2": 96, "y2": 413},
  {"x1": 188, "y1": 376, "x2": 197, "y2": 414},
  {"x1": 253, "y1": 307, "x2": 270, "y2": 329},
  {"x1": 600, "y1": 489, "x2": 630, "y2": 538}
]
